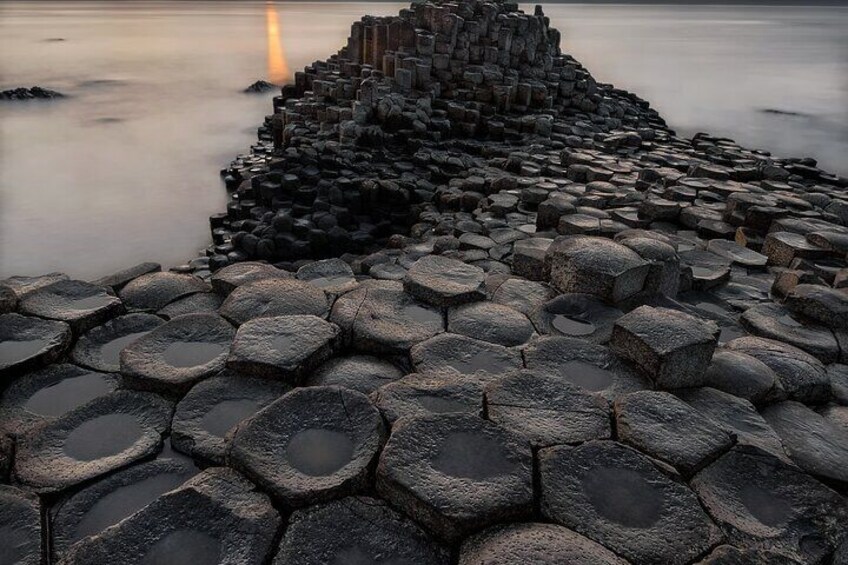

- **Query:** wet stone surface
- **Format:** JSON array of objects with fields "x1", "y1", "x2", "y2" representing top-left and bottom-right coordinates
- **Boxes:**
[
  {"x1": 71, "y1": 313, "x2": 164, "y2": 373},
  {"x1": 410, "y1": 333, "x2": 523, "y2": 377},
  {"x1": 19, "y1": 279, "x2": 123, "y2": 334},
  {"x1": 531, "y1": 293, "x2": 623, "y2": 344},
  {"x1": 447, "y1": 301, "x2": 534, "y2": 346},
  {"x1": 0, "y1": 313, "x2": 72, "y2": 379},
  {"x1": 119, "y1": 272, "x2": 210, "y2": 313},
  {"x1": 219, "y1": 278, "x2": 328, "y2": 325},
  {"x1": 305, "y1": 355, "x2": 404, "y2": 394},
  {"x1": 0, "y1": 485, "x2": 42, "y2": 565},
  {"x1": 404, "y1": 255, "x2": 486, "y2": 307},
  {"x1": 209, "y1": 261, "x2": 292, "y2": 296},
  {"x1": 371, "y1": 372, "x2": 483, "y2": 424}
]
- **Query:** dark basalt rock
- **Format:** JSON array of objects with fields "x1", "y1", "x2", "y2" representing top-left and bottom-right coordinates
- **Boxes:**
[
  {"x1": 614, "y1": 390, "x2": 735, "y2": 477},
  {"x1": 157, "y1": 292, "x2": 222, "y2": 319},
  {"x1": 118, "y1": 272, "x2": 210, "y2": 312},
  {"x1": 539, "y1": 441, "x2": 721, "y2": 565},
  {"x1": 724, "y1": 336, "x2": 830, "y2": 404},
  {"x1": 51, "y1": 458, "x2": 198, "y2": 558},
  {"x1": 91, "y1": 262, "x2": 161, "y2": 292},
  {"x1": 376, "y1": 413, "x2": 533, "y2": 543},
  {"x1": 741, "y1": 303, "x2": 840, "y2": 363},
  {"x1": 305, "y1": 354, "x2": 404, "y2": 393},
  {"x1": 523, "y1": 336, "x2": 650, "y2": 400},
  {"x1": 0, "y1": 485, "x2": 42, "y2": 565},
  {"x1": 531, "y1": 293, "x2": 623, "y2": 344},
  {"x1": 296, "y1": 258, "x2": 359, "y2": 294},
  {"x1": 120, "y1": 313, "x2": 235, "y2": 394},
  {"x1": 14, "y1": 390, "x2": 171, "y2": 493},
  {"x1": 228, "y1": 386, "x2": 385, "y2": 507},
  {"x1": 71, "y1": 313, "x2": 164, "y2": 373},
  {"x1": 691, "y1": 445, "x2": 848, "y2": 563},
  {"x1": 761, "y1": 401, "x2": 848, "y2": 486},
  {"x1": 511, "y1": 237, "x2": 553, "y2": 281},
  {"x1": 611, "y1": 305, "x2": 719, "y2": 389},
  {"x1": 490, "y1": 277, "x2": 556, "y2": 316},
  {"x1": 0, "y1": 272, "x2": 68, "y2": 299},
  {"x1": 0, "y1": 284, "x2": 17, "y2": 314},
  {"x1": 1, "y1": 86, "x2": 65, "y2": 100},
  {"x1": 485, "y1": 370, "x2": 611, "y2": 448},
  {"x1": 447, "y1": 301, "x2": 534, "y2": 346},
  {"x1": 0, "y1": 434, "x2": 12, "y2": 481},
  {"x1": 830, "y1": 364, "x2": 848, "y2": 405},
  {"x1": 171, "y1": 373, "x2": 289, "y2": 464},
  {"x1": 227, "y1": 315, "x2": 340, "y2": 382},
  {"x1": 620, "y1": 236, "x2": 681, "y2": 298},
  {"x1": 330, "y1": 280, "x2": 444, "y2": 353},
  {"x1": 209, "y1": 261, "x2": 292, "y2": 296},
  {"x1": 459, "y1": 522, "x2": 628, "y2": 565},
  {"x1": 0, "y1": 364, "x2": 119, "y2": 437},
  {"x1": 706, "y1": 239, "x2": 768, "y2": 268},
  {"x1": 371, "y1": 372, "x2": 483, "y2": 424},
  {"x1": 404, "y1": 255, "x2": 486, "y2": 307},
  {"x1": 218, "y1": 278, "x2": 328, "y2": 325},
  {"x1": 0, "y1": 313, "x2": 72, "y2": 380},
  {"x1": 57, "y1": 468, "x2": 280, "y2": 565},
  {"x1": 243, "y1": 80, "x2": 279, "y2": 94},
  {"x1": 784, "y1": 283, "x2": 848, "y2": 330},
  {"x1": 702, "y1": 349, "x2": 781, "y2": 405},
  {"x1": 694, "y1": 545, "x2": 803, "y2": 565},
  {"x1": 274, "y1": 496, "x2": 449, "y2": 565},
  {"x1": 410, "y1": 333, "x2": 522, "y2": 376},
  {"x1": 19, "y1": 279, "x2": 123, "y2": 334}
]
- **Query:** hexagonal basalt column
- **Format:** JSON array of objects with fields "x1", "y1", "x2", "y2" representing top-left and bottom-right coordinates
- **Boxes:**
[
  {"x1": 447, "y1": 302, "x2": 534, "y2": 346},
  {"x1": 71, "y1": 313, "x2": 164, "y2": 373},
  {"x1": 305, "y1": 355, "x2": 404, "y2": 394},
  {"x1": 376, "y1": 413, "x2": 533, "y2": 542},
  {"x1": 410, "y1": 333, "x2": 523, "y2": 376},
  {"x1": 218, "y1": 278, "x2": 329, "y2": 325},
  {"x1": 14, "y1": 391, "x2": 171, "y2": 493},
  {"x1": 210, "y1": 261, "x2": 293, "y2": 296},
  {"x1": 57, "y1": 468, "x2": 280, "y2": 565},
  {"x1": 371, "y1": 372, "x2": 484, "y2": 424},
  {"x1": 545, "y1": 236, "x2": 650, "y2": 303},
  {"x1": 227, "y1": 315, "x2": 340, "y2": 382},
  {"x1": 120, "y1": 313, "x2": 235, "y2": 394},
  {"x1": 539, "y1": 441, "x2": 721, "y2": 564},
  {"x1": 530, "y1": 293, "x2": 623, "y2": 344},
  {"x1": 228, "y1": 386, "x2": 385, "y2": 507},
  {"x1": 611, "y1": 306, "x2": 719, "y2": 389},
  {"x1": 118, "y1": 272, "x2": 210, "y2": 312},
  {"x1": 0, "y1": 313, "x2": 72, "y2": 380},
  {"x1": 19, "y1": 279, "x2": 123, "y2": 334},
  {"x1": 0, "y1": 485, "x2": 42, "y2": 565},
  {"x1": 403, "y1": 255, "x2": 486, "y2": 307},
  {"x1": 741, "y1": 303, "x2": 839, "y2": 363},
  {"x1": 275, "y1": 496, "x2": 449, "y2": 565}
]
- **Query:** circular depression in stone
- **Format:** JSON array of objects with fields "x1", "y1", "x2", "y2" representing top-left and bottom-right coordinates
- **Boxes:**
[
  {"x1": 19, "y1": 279, "x2": 123, "y2": 333},
  {"x1": 739, "y1": 484, "x2": 794, "y2": 528},
  {"x1": 0, "y1": 313, "x2": 71, "y2": 378},
  {"x1": 582, "y1": 467, "x2": 663, "y2": 528},
  {"x1": 63, "y1": 413, "x2": 145, "y2": 461},
  {"x1": 552, "y1": 315, "x2": 596, "y2": 336},
  {"x1": 560, "y1": 360, "x2": 615, "y2": 391},
  {"x1": 306, "y1": 355, "x2": 404, "y2": 394},
  {"x1": 371, "y1": 372, "x2": 483, "y2": 424},
  {"x1": 229, "y1": 386, "x2": 384, "y2": 506},
  {"x1": 433, "y1": 432, "x2": 517, "y2": 480},
  {"x1": 535, "y1": 293, "x2": 623, "y2": 343},
  {"x1": 141, "y1": 530, "x2": 221, "y2": 565},
  {"x1": 71, "y1": 313, "x2": 164, "y2": 373},
  {"x1": 161, "y1": 341, "x2": 228, "y2": 368}
]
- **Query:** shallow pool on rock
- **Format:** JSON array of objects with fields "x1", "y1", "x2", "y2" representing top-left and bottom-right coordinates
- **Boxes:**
[
  {"x1": 559, "y1": 361, "x2": 615, "y2": 392},
  {"x1": 161, "y1": 342, "x2": 228, "y2": 368},
  {"x1": 63, "y1": 413, "x2": 143, "y2": 461},
  {"x1": 199, "y1": 399, "x2": 260, "y2": 438},
  {"x1": 286, "y1": 428, "x2": 355, "y2": 477},
  {"x1": 24, "y1": 371, "x2": 114, "y2": 417}
]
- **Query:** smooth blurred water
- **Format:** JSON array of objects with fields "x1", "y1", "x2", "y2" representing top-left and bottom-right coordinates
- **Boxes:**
[{"x1": 1, "y1": 2, "x2": 846, "y2": 279}]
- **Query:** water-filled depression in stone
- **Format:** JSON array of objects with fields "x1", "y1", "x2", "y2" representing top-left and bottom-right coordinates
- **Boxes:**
[
  {"x1": 141, "y1": 530, "x2": 221, "y2": 565},
  {"x1": 63, "y1": 413, "x2": 144, "y2": 461},
  {"x1": 99, "y1": 332, "x2": 149, "y2": 366},
  {"x1": 286, "y1": 428, "x2": 355, "y2": 476},
  {"x1": 560, "y1": 360, "x2": 615, "y2": 391},
  {"x1": 0, "y1": 339, "x2": 47, "y2": 365},
  {"x1": 739, "y1": 484, "x2": 794, "y2": 527},
  {"x1": 582, "y1": 467, "x2": 663, "y2": 528},
  {"x1": 551, "y1": 315, "x2": 596, "y2": 336},
  {"x1": 24, "y1": 372, "x2": 113, "y2": 417},
  {"x1": 200, "y1": 399, "x2": 259, "y2": 438},
  {"x1": 433, "y1": 432, "x2": 516, "y2": 480},
  {"x1": 161, "y1": 342, "x2": 227, "y2": 368}
]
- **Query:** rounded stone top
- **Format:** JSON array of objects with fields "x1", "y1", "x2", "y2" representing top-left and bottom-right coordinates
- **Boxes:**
[
  {"x1": 210, "y1": 261, "x2": 293, "y2": 296},
  {"x1": 410, "y1": 332, "x2": 523, "y2": 376},
  {"x1": 119, "y1": 272, "x2": 210, "y2": 312},
  {"x1": 403, "y1": 255, "x2": 486, "y2": 307},
  {"x1": 219, "y1": 278, "x2": 329, "y2": 325},
  {"x1": 296, "y1": 258, "x2": 359, "y2": 294},
  {"x1": 371, "y1": 372, "x2": 484, "y2": 424},
  {"x1": 305, "y1": 355, "x2": 404, "y2": 394},
  {"x1": 546, "y1": 236, "x2": 647, "y2": 276},
  {"x1": 448, "y1": 301, "x2": 534, "y2": 346},
  {"x1": 228, "y1": 386, "x2": 385, "y2": 507},
  {"x1": 19, "y1": 279, "x2": 123, "y2": 333},
  {"x1": 71, "y1": 313, "x2": 164, "y2": 373},
  {"x1": 0, "y1": 313, "x2": 72, "y2": 380}
]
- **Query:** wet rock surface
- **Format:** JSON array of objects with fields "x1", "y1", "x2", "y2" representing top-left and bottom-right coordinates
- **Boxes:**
[
  {"x1": 71, "y1": 313, "x2": 164, "y2": 372},
  {"x1": 0, "y1": 485, "x2": 42, "y2": 565},
  {"x1": 0, "y1": 313, "x2": 72, "y2": 379},
  {"x1": 118, "y1": 272, "x2": 210, "y2": 312},
  {"x1": 219, "y1": 278, "x2": 328, "y2": 325}
]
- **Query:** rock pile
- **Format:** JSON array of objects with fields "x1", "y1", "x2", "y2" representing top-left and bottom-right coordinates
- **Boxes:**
[
  {"x1": 2, "y1": 0, "x2": 848, "y2": 563},
  {"x1": 0, "y1": 86, "x2": 65, "y2": 100}
]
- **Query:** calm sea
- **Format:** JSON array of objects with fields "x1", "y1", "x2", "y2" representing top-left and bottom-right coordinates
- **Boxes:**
[{"x1": 1, "y1": 1, "x2": 846, "y2": 278}]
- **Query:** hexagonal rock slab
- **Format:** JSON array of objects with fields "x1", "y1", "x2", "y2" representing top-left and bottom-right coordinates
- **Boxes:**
[
  {"x1": 691, "y1": 445, "x2": 848, "y2": 563},
  {"x1": 694, "y1": 545, "x2": 805, "y2": 565},
  {"x1": 0, "y1": 435, "x2": 12, "y2": 481},
  {"x1": 120, "y1": 313, "x2": 235, "y2": 394},
  {"x1": 0, "y1": 364, "x2": 120, "y2": 437},
  {"x1": 830, "y1": 364, "x2": 848, "y2": 405},
  {"x1": 545, "y1": 236, "x2": 649, "y2": 303},
  {"x1": 539, "y1": 441, "x2": 721, "y2": 565},
  {"x1": 724, "y1": 336, "x2": 830, "y2": 404},
  {"x1": 490, "y1": 277, "x2": 556, "y2": 316},
  {"x1": 447, "y1": 302, "x2": 534, "y2": 346},
  {"x1": 784, "y1": 284, "x2": 848, "y2": 330},
  {"x1": 371, "y1": 372, "x2": 483, "y2": 424},
  {"x1": 57, "y1": 468, "x2": 280, "y2": 565},
  {"x1": 677, "y1": 387, "x2": 788, "y2": 462},
  {"x1": 296, "y1": 258, "x2": 359, "y2": 294},
  {"x1": 71, "y1": 313, "x2": 164, "y2": 373},
  {"x1": 741, "y1": 303, "x2": 840, "y2": 363},
  {"x1": 305, "y1": 355, "x2": 404, "y2": 393},
  {"x1": 459, "y1": 523, "x2": 628, "y2": 565},
  {"x1": 14, "y1": 391, "x2": 171, "y2": 493},
  {"x1": 229, "y1": 386, "x2": 385, "y2": 507},
  {"x1": 403, "y1": 255, "x2": 486, "y2": 307},
  {"x1": 485, "y1": 371, "x2": 611, "y2": 448},
  {"x1": 171, "y1": 373, "x2": 289, "y2": 464},
  {"x1": 275, "y1": 496, "x2": 449, "y2": 565},
  {"x1": 611, "y1": 305, "x2": 719, "y2": 389},
  {"x1": 706, "y1": 239, "x2": 768, "y2": 268},
  {"x1": 18, "y1": 279, "x2": 123, "y2": 334},
  {"x1": 219, "y1": 278, "x2": 329, "y2": 325},
  {"x1": 523, "y1": 337, "x2": 649, "y2": 400},
  {"x1": 376, "y1": 413, "x2": 533, "y2": 543},
  {"x1": 210, "y1": 261, "x2": 292, "y2": 296},
  {"x1": 0, "y1": 283, "x2": 17, "y2": 314},
  {"x1": 51, "y1": 458, "x2": 198, "y2": 558},
  {"x1": 227, "y1": 315, "x2": 339, "y2": 383},
  {"x1": 531, "y1": 293, "x2": 623, "y2": 344},
  {"x1": 90, "y1": 262, "x2": 161, "y2": 292},
  {"x1": 0, "y1": 485, "x2": 42, "y2": 565},
  {"x1": 118, "y1": 272, "x2": 210, "y2": 312},
  {"x1": 157, "y1": 292, "x2": 222, "y2": 319},
  {"x1": 761, "y1": 401, "x2": 848, "y2": 486},
  {"x1": 331, "y1": 280, "x2": 444, "y2": 353},
  {"x1": 762, "y1": 231, "x2": 828, "y2": 267},
  {"x1": 410, "y1": 333, "x2": 522, "y2": 377},
  {"x1": 1, "y1": 272, "x2": 68, "y2": 299},
  {"x1": 0, "y1": 313, "x2": 71, "y2": 379},
  {"x1": 702, "y1": 349, "x2": 780, "y2": 405},
  {"x1": 615, "y1": 391, "x2": 735, "y2": 476}
]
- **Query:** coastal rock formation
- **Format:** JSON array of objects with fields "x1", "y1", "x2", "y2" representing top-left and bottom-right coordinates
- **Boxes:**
[
  {"x1": 2, "y1": 0, "x2": 848, "y2": 562},
  {"x1": 0, "y1": 86, "x2": 65, "y2": 100}
]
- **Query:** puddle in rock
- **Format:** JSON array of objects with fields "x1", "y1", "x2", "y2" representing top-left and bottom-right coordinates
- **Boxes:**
[
  {"x1": 0, "y1": 339, "x2": 46, "y2": 364},
  {"x1": 162, "y1": 342, "x2": 226, "y2": 368},
  {"x1": 141, "y1": 530, "x2": 221, "y2": 565},
  {"x1": 286, "y1": 428, "x2": 354, "y2": 476},
  {"x1": 74, "y1": 472, "x2": 194, "y2": 542},
  {"x1": 403, "y1": 304, "x2": 442, "y2": 325},
  {"x1": 24, "y1": 372, "x2": 113, "y2": 417},
  {"x1": 560, "y1": 360, "x2": 614, "y2": 391},
  {"x1": 583, "y1": 467, "x2": 662, "y2": 528},
  {"x1": 433, "y1": 432, "x2": 516, "y2": 479},
  {"x1": 200, "y1": 399, "x2": 259, "y2": 437},
  {"x1": 63, "y1": 413, "x2": 143, "y2": 461},
  {"x1": 739, "y1": 484, "x2": 793, "y2": 527},
  {"x1": 418, "y1": 396, "x2": 471, "y2": 414},
  {"x1": 551, "y1": 315, "x2": 596, "y2": 336},
  {"x1": 99, "y1": 332, "x2": 149, "y2": 366},
  {"x1": 65, "y1": 295, "x2": 115, "y2": 310}
]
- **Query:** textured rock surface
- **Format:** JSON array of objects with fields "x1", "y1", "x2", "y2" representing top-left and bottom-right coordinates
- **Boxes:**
[
  {"x1": 19, "y1": 279, "x2": 123, "y2": 333},
  {"x1": 71, "y1": 313, "x2": 164, "y2": 373},
  {"x1": 0, "y1": 313, "x2": 72, "y2": 379},
  {"x1": 0, "y1": 485, "x2": 42, "y2": 565},
  {"x1": 219, "y1": 278, "x2": 328, "y2": 325}
]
